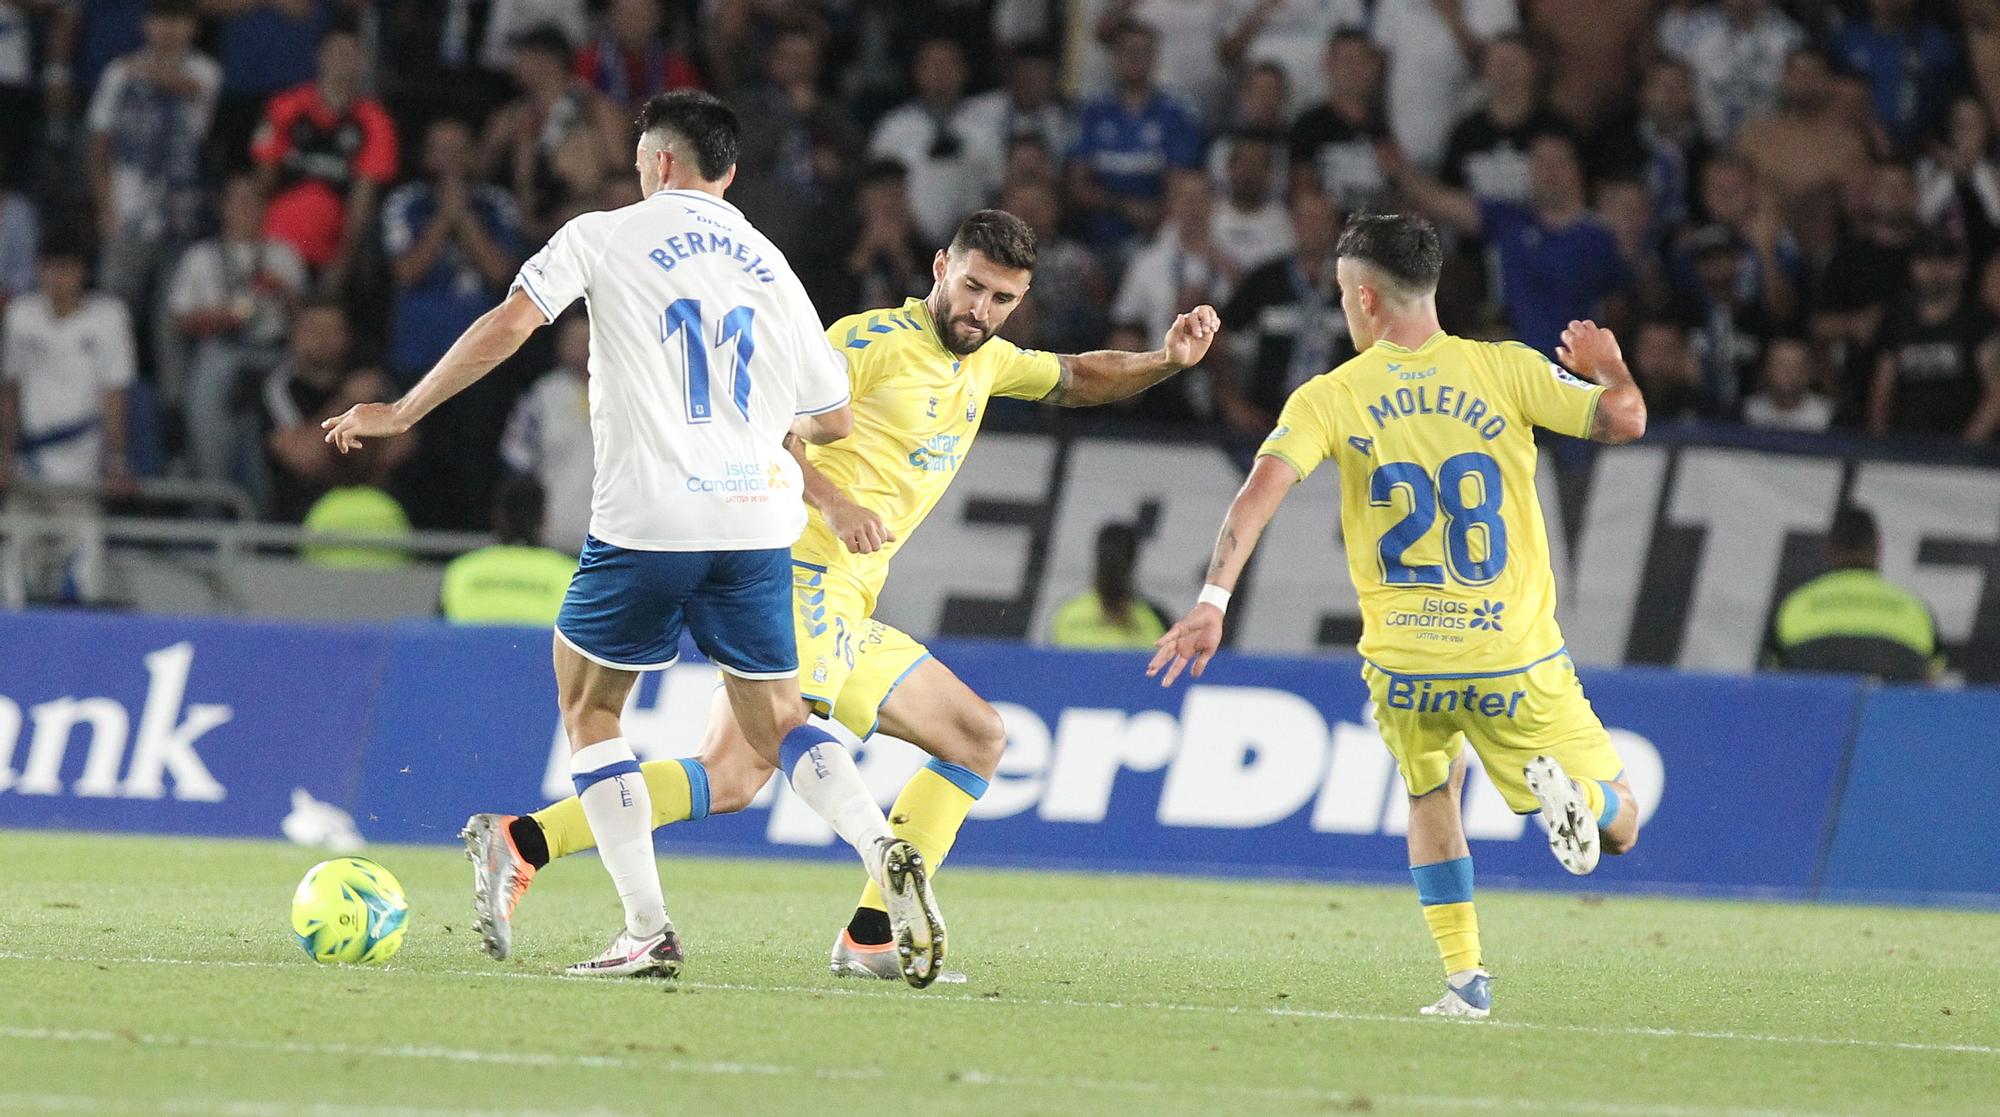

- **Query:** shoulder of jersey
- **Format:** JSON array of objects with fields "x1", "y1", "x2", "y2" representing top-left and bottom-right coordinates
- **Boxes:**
[{"x1": 827, "y1": 304, "x2": 929, "y2": 354}]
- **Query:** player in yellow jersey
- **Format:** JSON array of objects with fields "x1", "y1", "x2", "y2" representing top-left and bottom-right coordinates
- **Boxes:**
[
  {"x1": 463, "y1": 209, "x2": 1220, "y2": 980},
  {"x1": 1149, "y1": 214, "x2": 1648, "y2": 1019}
]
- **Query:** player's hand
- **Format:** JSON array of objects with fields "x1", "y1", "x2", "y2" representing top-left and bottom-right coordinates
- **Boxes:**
[
  {"x1": 825, "y1": 497, "x2": 895, "y2": 555},
  {"x1": 1555, "y1": 320, "x2": 1623, "y2": 383},
  {"x1": 1146, "y1": 603, "x2": 1225, "y2": 688},
  {"x1": 1164, "y1": 305, "x2": 1221, "y2": 369},
  {"x1": 321, "y1": 403, "x2": 408, "y2": 454}
]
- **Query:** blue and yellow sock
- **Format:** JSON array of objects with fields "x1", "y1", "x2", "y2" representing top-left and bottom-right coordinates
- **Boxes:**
[
  {"x1": 1576, "y1": 777, "x2": 1621, "y2": 830},
  {"x1": 526, "y1": 757, "x2": 710, "y2": 864},
  {"x1": 851, "y1": 759, "x2": 988, "y2": 938},
  {"x1": 1411, "y1": 856, "x2": 1481, "y2": 976}
]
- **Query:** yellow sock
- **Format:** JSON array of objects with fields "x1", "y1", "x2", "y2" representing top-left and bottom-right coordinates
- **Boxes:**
[
  {"x1": 856, "y1": 760, "x2": 986, "y2": 913},
  {"x1": 1411, "y1": 857, "x2": 1481, "y2": 975},
  {"x1": 1577, "y1": 775, "x2": 1605, "y2": 820},
  {"x1": 1421, "y1": 902, "x2": 1482, "y2": 974},
  {"x1": 529, "y1": 757, "x2": 707, "y2": 860}
]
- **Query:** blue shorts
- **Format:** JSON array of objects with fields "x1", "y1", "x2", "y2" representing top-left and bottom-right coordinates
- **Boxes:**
[{"x1": 554, "y1": 537, "x2": 797, "y2": 678}]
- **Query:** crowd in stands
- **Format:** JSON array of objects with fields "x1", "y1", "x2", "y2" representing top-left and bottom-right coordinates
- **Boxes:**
[{"x1": 1, "y1": 0, "x2": 1998, "y2": 541}]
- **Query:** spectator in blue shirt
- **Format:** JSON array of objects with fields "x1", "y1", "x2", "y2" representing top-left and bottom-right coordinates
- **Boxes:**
[
  {"x1": 1386, "y1": 131, "x2": 1631, "y2": 357},
  {"x1": 1065, "y1": 20, "x2": 1203, "y2": 252},
  {"x1": 208, "y1": 0, "x2": 336, "y2": 172},
  {"x1": 1830, "y1": 0, "x2": 1961, "y2": 151},
  {"x1": 382, "y1": 117, "x2": 521, "y2": 380}
]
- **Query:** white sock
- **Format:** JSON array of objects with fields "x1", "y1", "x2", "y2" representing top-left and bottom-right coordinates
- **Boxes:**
[
  {"x1": 779, "y1": 724, "x2": 892, "y2": 864},
  {"x1": 570, "y1": 737, "x2": 667, "y2": 939}
]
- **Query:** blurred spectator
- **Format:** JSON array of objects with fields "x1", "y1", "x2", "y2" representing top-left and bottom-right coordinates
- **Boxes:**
[
  {"x1": 1067, "y1": 21, "x2": 1202, "y2": 250},
  {"x1": 1734, "y1": 49, "x2": 1872, "y2": 261},
  {"x1": 825, "y1": 159, "x2": 929, "y2": 319},
  {"x1": 1287, "y1": 30, "x2": 1389, "y2": 214},
  {"x1": 1589, "y1": 57, "x2": 1711, "y2": 234},
  {"x1": 733, "y1": 27, "x2": 862, "y2": 258},
  {"x1": 1916, "y1": 94, "x2": 2000, "y2": 263},
  {"x1": 1211, "y1": 134, "x2": 1293, "y2": 280},
  {"x1": 1682, "y1": 152, "x2": 1800, "y2": 325},
  {"x1": 1092, "y1": 2, "x2": 1227, "y2": 124},
  {"x1": 1764, "y1": 504, "x2": 1941, "y2": 682},
  {"x1": 1000, "y1": 134, "x2": 1061, "y2": 193},
  {"x1": 1742, "y1": 335, "x2": 1834, "y2": 431},
  {"x1": 1112, "y1": 170, "x2": 1234, "y2": 359},
  {"x1": 1662, "y1": 0, "x2": 1804, "y2": 145},
  {"x1": 383, "y1": 118, "x2": 522, "y2": 380},
  {"x1": 440, "y1": 473, "x2": 576, "y2": 625},
  {"x1": 960, "y1": 41, "x2": 1073, "y2": 193},
  {"x1": 1816, "y1": 160, "x2": 1919, "y2": 390},
  {"x1": 572, "y1": 0, "x2": 702, "y2": 109},
  {"x1": 262, "y1": 299, "x2": 405, "y2": 521},
  {"x1": 1389, "y1": 131, "x2": 1630, "y2": 358},
  {"x1": 1829, "y1": 0, "x2": 1960, "y2": 150},
  {"x1": 868, "y1": 37, "x2": 991, "y2": 247},
  {"x1": 1869, "y1": 233, "x2": 2000, "y2": 442},
  {"x1": 1217, "y1": 0, "x2": 1365, "y2": 109},
  {"x1": 74, "y1": 0, "x2": 145, "y2": 97},
  {"x1": 499, "y1": 312, "x2": 591, "y2": 555},
  {"x1": 0, "y1": 0, "x2": 50, "y2": 171},
  {"x1": 0, "y1": 151, "x2": 36, "y2": 312},
  {"x1": 1440, "y1": 33, "x2": 1570, "y2": 204},
  {"x1": 1214, "y1": 189, "x2": 1352, "y2": 430},
  {"x1": 87, "y1": 0, "x2": 219, "y2": 318},
  {"x1": 1525, "y1": 0, "x2": 1654, "y2": 132},
  {"x1": 1374, "y1": 0, "x2": 1520, "y2": 173},
  {"x1": 478, "y1": 25, "x2": 625, "y2": 244},
  {"x1": 474, "y1": 0, "x2": 588, "y2": 74},
  {"x1": 1595, "y1": 177, "x2": 1670, "y2": 316},
  {"x1": 1206, "y1": 62, "x2": 1289, "y2": 202},
  {"x1": 299, "y1": 467, "x2": 411, "y2": 568},
  {"x1": 170, "y1": 172, "x2": 308, "y2": 493},
  {"x1": 205, "y1": 0, "x2": 339, "y2": 172},
  {"x1": 253, "y1": 22, "x2": 398, "y2": 288},
  {"x1": 1673, "y1": 224, "x2": 1776, "y2": 415},
  {"x1": 1629, "y1": 317, "x2": 1705, "y2": 421},
  {"x1": 0, "y1": 240, "x2": 135, "y2": 489},
  {"x1": 1048, "y1": 521, "x2": 1168, "y2": 649},
  {"x1": 996, "y1": 180, "x2": 1105, "y2": 355}
]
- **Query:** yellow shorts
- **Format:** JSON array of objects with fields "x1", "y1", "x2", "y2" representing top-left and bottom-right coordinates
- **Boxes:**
[
  {"x1": 792, "y1": 560, "x2": 931, "y2": 739},
  {"x1": 1362, "y1": 650, "x2": 1623, "y2": 814}
]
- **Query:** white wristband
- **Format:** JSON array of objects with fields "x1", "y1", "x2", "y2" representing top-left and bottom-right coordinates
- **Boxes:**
[{"x1": 1197, "y1": 584, "x2": 1231, "y2": 612}]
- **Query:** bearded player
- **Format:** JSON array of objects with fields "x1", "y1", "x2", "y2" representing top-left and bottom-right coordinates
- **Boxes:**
[
  {"x1": 1149, "y1": 214, "x2": 1647, "y2": 1018},
  {"x1": 464, "y1": 208, "x2": 1220, "y2": 980}
]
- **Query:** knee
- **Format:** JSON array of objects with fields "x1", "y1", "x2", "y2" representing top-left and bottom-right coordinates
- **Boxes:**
[
  {"x1": 704, "y1": 756, "x2": 772, "y2": 814},
  {"x1": 950, "y1": 700, "x2": 1008, "y2": 776}
]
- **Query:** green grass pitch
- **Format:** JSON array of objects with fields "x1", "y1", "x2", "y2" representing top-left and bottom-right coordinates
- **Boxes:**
[{"x1": 0, "y1": 830, "x2": 1994, "y2": 1117}]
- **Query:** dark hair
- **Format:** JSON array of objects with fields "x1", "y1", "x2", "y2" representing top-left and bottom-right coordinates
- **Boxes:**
[
  {"x1": 1093, "y1": 523, "x2": 1141, "y2": 620},
  {"x1": 493, "y1": 474, "x2": 547, "y2": 547},
  {"x1": 950, "y1": 209, "x2": 1037, "y2": 271},
  {"x1": 144, "y1": 0, "x2": 198, "y2": 19},
  {"x1": 637, "y1": 91, "x2": 740, "y2": 181},
  {"x1": 1828, "y1": 504, "x2": 1879, "y2": 560},
  {"x1": 508, "y1": 24, "x2": 573, "y2": 60},
  {"x1": 859, "y1": 158, "x2": 909, "y2": 186},
  {"x1": 1335, "y1": 213, "x2": 1442, "y2": 294},
  {"x1": 37, "y1": 236, "x2": 87, "y2": 263}
]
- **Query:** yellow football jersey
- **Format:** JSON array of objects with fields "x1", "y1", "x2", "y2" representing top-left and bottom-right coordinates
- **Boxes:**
[
  {"x1": 1259, "y1": 331, "x2": 1604, "y2": 675},
  {"x1": 795, "y1": 297, "x2": 1061, "y2": 606}
]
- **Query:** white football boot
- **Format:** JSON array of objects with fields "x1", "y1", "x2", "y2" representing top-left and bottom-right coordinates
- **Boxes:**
[
  {"x1": 564, "y1": 926, "x2": 683, "y2": 978},
  {"x1": 1420, "y1": 970, "x2": 1493, "y2": 1018},
  {"x1": 865, "y1": 837, "x2": 948, "y2": 989},
  {"x1": 1524, "y1": 755, "x2": 1600, "y2": 875}
]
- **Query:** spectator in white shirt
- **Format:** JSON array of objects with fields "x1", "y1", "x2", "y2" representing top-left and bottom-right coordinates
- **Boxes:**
[
  {"x1": 1093, "y1": 1, "x2": 1228, "y2": 124},
  {"x1": 0, "y1": 242, "x2": 136, "y2": 490},
  {"x1": 1111, "y1": 169, "x2": 1233, "y2": 416},
  {"x1": 170, "y1": 172, "x2": 308, "y2": 494},
  {"x1": 1373, "y1": 0, "x2": 1519, "y2": 172},
  {"x1": 959, "y1": 41, "x2": 1074, "y2": 194},
  {"x1": 1207, "y1": 62, "x2": 1292, "y2": 204},
  {"x1": 1218, "y1": 0, "x2": 1366, "y2": 110},
  {"x1": 867, "y1": 37, "x2": 994, "y2": 246},
  {"x1": 1211, "y1": 134, "x2": 1294, "y2": 283},
  {"x1": 1661, "y1": 0, "x2": 1804, "y2": 144},
  {"x1": 1742, "y1": 335, "x2": 1835, "y2": 431},
  {"x1": 499, "y1": 311, "x2": 593, "y2": 555}
]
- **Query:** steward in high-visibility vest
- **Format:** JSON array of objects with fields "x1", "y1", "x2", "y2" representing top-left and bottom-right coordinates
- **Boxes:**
[
  {"x1": 441, "y1": 474, "x2": 576, "y2": 626},
  {"x1": 1765, "y1": 505, "x2": 1942, "y2": 682}
]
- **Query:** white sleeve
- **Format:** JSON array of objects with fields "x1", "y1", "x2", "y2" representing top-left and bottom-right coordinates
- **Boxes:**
[
  {"x1": 165, "y1": 243, "x2": 219, "y2": 317},
  {"x1": 96, "y1": 301, "x2": 138, "y2": 391},
  {"x1": 514, "y1": 214, "x2": 599, "y2": 322},
  {"x1": 784, "y1": 279, "x2": 848, "y2": 415},
  {"x1": 187, "y1": 54, "x2": 222, "y2": 136},
  {"x1": 85, "y1": 60, "x2": 125, "y2": 135}
]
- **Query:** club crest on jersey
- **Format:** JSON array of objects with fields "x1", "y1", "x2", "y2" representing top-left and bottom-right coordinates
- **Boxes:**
[
  {"x1": 927, "y1": 396, "x2": 940, "y2": 418},
  {"x1": 966, "y1": 400, "x2": 978, "y2": 421}
]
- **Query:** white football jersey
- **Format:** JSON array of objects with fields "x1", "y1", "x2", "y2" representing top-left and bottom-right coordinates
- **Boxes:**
[{"x1": 513, "y1": 189, "x2": 849, "y2": 551}]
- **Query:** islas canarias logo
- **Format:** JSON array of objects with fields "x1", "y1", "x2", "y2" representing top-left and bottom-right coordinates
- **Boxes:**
[{"x1": 686, "y1": 461, "x2": 789, "y2": 499}]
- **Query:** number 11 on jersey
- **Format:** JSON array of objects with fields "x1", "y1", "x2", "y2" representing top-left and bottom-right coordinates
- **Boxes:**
[{"x1": 660, "y1": 298, "x2": 757, "y2": 424}]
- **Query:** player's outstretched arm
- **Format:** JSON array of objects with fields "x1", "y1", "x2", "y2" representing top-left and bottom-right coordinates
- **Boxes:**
[
  {"x1": 322, "y1": 288, "x2": 545, "y2": 453},
  {"x1": 1043, "y1": 306, "x2": 1221, "y2": 407},
  {"x1": 1555, "y1": 319, "x2": 1647, "y2": 445},
  {"x1": 1146, "y1": 455, "x2": 1298, "y2": 686},
  {"x1": 783, "y1": 430, "x2": 895, "y2": 555}
]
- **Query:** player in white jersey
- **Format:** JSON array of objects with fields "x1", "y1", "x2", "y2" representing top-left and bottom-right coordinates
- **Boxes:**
[{"x1": 322, "y1": 92, "x2": 948, "y2": 986}]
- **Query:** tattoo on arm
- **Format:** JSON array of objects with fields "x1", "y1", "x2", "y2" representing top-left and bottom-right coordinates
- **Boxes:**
[
  {"x1": 1043, "y1": 355, "x2": 1076, "y2": 407},
  {"x1": 1586, "y1": 394, "x2": 1612, "y2": 443},
  {"x1": 1206, "y1": 525, "x2": 1238, "y2": 583}
]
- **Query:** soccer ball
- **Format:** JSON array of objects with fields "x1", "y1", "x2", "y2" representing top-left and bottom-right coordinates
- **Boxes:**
[{"x1": 290, "y1": 857, "x2": 409, "y2": 964}]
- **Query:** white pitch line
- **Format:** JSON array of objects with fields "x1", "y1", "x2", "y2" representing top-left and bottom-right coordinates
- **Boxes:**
[
  {"x1": 2, "y1": 950, "x2": 1993, "y2": 1059},
  {"x1": 0, "y1": 1037, "x2": 1858, "y2": 1117},
  {"x1": 0, "y1": 1094, "x2": 640, "y2": 1117}
]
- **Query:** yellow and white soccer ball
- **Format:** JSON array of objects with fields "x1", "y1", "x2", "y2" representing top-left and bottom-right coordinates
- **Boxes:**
[{"x1": 290, "y1": 857, "x2": 408, "y2": 964}]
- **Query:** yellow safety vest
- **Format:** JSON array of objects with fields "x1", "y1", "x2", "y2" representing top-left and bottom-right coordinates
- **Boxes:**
[
  {"x1": 301, "y1": 486, "x2": 412, "y2": 568},
  {"x1": 440, "y1": 545, "x2": 577, "y2": 626}
]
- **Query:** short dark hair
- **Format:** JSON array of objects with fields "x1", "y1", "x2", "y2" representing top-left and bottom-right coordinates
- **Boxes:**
[
  {"x1": 950, "y1": 209, "x2": 1037, "y2": 272},
  {"x1": 1335, "y1": 213, "x2": 1442, "y2": 295},
  {"x1": 637, "y1": 91, "x2": 739, "y2": 181},
  {"x1": 1828, "y1": 504, "x2": 1879, "y2": 558},
  {"x1": 859, "y1": 158, "x2": 908, "y2": 187},
  {"x1": 493, "y1": 474, "x2": 547, "y2": 546},
  {"x1": 508, "y1": 24, "x2": 573, "y2": 60},
  {"x1": 145, "y1": 0, "x2": 197, "y2": 19}
]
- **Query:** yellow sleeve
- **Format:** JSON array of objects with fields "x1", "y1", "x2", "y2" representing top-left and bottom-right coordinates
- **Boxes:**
[
  {"x1": 1256, "y1": 382, "x2": 1339, "y2": 481},
  {"x1": 1501, "y1": 342, "x2": 1604, "y2": 439},
  {"x1": 989, "y1": 339, "x2": 1063, "y2": 401}
]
